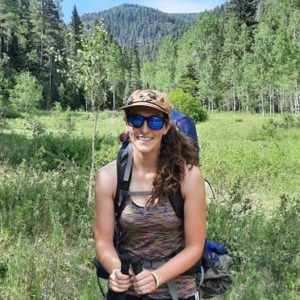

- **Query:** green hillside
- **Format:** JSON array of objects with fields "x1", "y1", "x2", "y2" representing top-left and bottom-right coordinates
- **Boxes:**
[{"x1": 81, "y1": 4, "x2": 200, "y2": 62}]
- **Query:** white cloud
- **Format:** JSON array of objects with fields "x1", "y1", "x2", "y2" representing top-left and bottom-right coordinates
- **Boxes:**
[{"x1": 145, "y1": 0, "x2": 216, "y2": 13}]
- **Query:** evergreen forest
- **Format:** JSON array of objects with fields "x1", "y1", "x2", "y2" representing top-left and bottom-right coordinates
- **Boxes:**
[
  {"x1": 0, "y1": 0, "x2": 299, "y2": 117},
  {"x1": 81, "y1": 4, "x2": 201, "y2": 62}
]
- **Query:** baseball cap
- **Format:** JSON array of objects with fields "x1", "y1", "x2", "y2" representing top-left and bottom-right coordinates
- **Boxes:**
[{"x1": 120, "y1": 89, "x2": 172, "y2": 116}]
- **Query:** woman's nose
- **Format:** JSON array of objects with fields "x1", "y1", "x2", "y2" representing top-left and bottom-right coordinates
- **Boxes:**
[{"x1": 140, "y1": 120, "x2": 150, "y2": 132}]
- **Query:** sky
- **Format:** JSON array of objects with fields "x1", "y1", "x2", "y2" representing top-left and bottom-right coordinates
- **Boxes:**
[{"x1": 61, "y1": 0, "x2": 227, "y2": 24}]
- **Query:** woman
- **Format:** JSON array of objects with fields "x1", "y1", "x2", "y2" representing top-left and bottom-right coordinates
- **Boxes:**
[{"x1": 95, "y1": 89, "x2": 206, "y2": 299}]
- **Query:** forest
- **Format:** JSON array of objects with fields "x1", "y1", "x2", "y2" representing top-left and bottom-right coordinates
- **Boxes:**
[
  {"x1": 0, "y1": 0, "x2": 300, "y2": 299},
  {"x1": 0, "y1": 0, "x2": 299, "y2": 118},
  {"x1": 81, "y1": 4, "x2": 200, "y2": 62}
]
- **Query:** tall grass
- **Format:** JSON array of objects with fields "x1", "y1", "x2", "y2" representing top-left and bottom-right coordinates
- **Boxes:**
[
  {"x1": 198, "y1": 113, "x2": 300, "y2": 208},
  {"x1": 0, "y1": 111, "x2": 299, "y2": 299}
]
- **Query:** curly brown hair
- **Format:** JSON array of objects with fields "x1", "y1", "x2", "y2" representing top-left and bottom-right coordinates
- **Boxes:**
[{"x1": 148, "y1": 124, "x2": 198, "y2": 205}]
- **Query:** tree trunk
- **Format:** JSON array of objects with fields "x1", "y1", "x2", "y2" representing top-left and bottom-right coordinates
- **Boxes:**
[
  {"x1": 113, "y1": 88, "x2": 116, "y2": 110},
  {"x1": 202, "y1": 98, "x2": 205, "y2": 109},
  {"x1": 269, "y1": 86, "x2": 273, "y2": 116},
  {"x1": 246, "y1": 89, "x2": 249, "y2": 113},
  {"x1": 0, "y1": 35, "x2": 3, "y2": 59},
  {"x1": 88, "y1": 94, "x2": 99, "y2": 206},
  {"x1": 295, "y1": 88, "x2": 300, "y2": 116},
  {"x1": 210, "y1": 96, "x2": 214, "y2": 113},
  {"x1": 261, "y1": 87, "x2": 265, "y2": 116},
  {"x1": 48, "y1": 56, "x2": 52, "y2": 109},
  {"x1": 295, "y1": 80, "x2": 299, "y2": 115},
  {"x1": 232, "y1": 83, "x2": 236, "y2": 111},
  {"x1": 279, "y1": 89, "x2": 283, "y2": 114}
]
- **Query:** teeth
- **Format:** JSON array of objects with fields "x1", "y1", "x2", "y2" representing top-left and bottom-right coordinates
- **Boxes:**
[{"x1": 138, "y1": 136, "x2": 152, "y2": 141}]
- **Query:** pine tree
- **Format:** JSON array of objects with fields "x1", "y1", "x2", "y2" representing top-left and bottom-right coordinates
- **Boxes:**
[
  {"x1": 29, "y1": 0, "x2": 65, "y2": 108},
  {"x1": 129, "y1": 46, "x2": 141, "y2": 91},
  {"x1": 70, "y1": 5, "x2": 82, "y2": 53},
  {"x1": 228, "y1": 0, "x2": 259, "y2": 27},
  {"x1": 0, "y1": 0, "x2": 19, "y2": 66}
]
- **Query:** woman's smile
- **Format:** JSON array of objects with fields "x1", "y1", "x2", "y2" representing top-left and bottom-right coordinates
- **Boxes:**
[{"x1": 137, "y1": 135, "x2": 153, "y2": 141}]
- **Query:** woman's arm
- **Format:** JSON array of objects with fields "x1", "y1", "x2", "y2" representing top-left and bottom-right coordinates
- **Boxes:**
[
  {"x1": 95, "y1": 161, "x2": 131, "y2": 292},
  {"x1": 132, "y1": 165, "x2": 206, "y2": 294}
]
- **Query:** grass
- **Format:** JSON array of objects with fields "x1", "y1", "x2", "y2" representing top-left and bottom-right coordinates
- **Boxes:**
[
  {"x1": 198, "y1": 113, "x2": 300, "y2": 208},
  {"x1": 0, "y1": 110, "x2": 299, "y2": 299},
  {"x1": 5, "y1": 110, "x2": 124, "y2": 138}
]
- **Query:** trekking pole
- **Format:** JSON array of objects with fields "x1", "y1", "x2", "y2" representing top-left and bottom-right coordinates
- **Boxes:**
[
  {"x1": 106, "y1": 253, "x2": 131, "y2": 300},
  {"x1": 131, "y1": 257, "x2": 150, "y2": 300}
]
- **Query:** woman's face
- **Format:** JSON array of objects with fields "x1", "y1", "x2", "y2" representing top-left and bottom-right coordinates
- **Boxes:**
[{"x1": 125, "y1": 106, "x2": 170, "y2": 156}]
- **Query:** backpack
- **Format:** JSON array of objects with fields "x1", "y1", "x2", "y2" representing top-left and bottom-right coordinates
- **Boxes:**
[{"x1": 94, "y1": 110, "x2": 233, "y2": 299}]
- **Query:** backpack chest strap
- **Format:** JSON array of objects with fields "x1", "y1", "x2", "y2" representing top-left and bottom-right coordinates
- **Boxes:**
[
  {"x1": 127, "y1": 191, "x2": 152, "y2": 196},
  {"x1": 141, "y1": 258, "x2": 179, "y2": 300}
]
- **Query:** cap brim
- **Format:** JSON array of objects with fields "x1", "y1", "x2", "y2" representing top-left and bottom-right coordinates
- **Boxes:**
[{"x1": 120, "y1": 101, "x2": 170, "y2": 115}]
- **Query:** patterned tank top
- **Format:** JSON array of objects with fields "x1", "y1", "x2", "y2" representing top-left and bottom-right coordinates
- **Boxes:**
[{"x1": 119, "y1": 193, "x2": 197, "y2": 299}]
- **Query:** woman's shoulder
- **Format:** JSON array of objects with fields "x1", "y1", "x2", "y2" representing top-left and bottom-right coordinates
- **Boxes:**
[
  {"x1": 98, "y1": 160, "x2": 117, "y2": 174},
  {"x1": 183, "y1": 164, "x2": 202, "y2": 179},
  {"x1": 95, "y1": 160, "x2": 117, "y2": 190},
  {"x1": 181, "y1": 164, "x2": 204, "y2": 189},
  {"x1": 181, "y1": 164, "x2": 205, "y2": 202}
]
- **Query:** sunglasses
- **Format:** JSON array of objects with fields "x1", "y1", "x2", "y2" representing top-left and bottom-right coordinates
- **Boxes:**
[{"x1": 127, "y1": 114, "x2": 167, "y2": 130}]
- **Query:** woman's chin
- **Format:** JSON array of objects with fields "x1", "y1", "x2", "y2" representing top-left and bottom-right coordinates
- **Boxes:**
[{"x1": 133, "y1": 142, "x2": 157, "y2": 155}]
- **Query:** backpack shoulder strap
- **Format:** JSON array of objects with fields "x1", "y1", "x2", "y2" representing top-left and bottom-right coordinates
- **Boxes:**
[
  {"x1": 115, "y1": 140, "x2": 133, "y2": 219},
  {"x1": 168, "y1": 188, "x2": 184, "y2": 220}
]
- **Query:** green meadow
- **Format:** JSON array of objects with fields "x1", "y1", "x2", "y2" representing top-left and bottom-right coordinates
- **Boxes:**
[{"x1": 0, "y1": 111, "x2": 299, "y2": 299}]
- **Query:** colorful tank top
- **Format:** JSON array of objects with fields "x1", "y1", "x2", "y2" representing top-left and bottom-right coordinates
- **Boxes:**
[{"x1": 119, "y1": 194, "x2": 197, "y2": 299}]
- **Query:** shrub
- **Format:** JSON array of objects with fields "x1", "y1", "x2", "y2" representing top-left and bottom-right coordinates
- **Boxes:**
[
  {"x1": 0, "y1": 111, "x2": 9, "y2": 133},
  {"x1": 0, "y1": 70, "x2": 18, "y2": 118},
  {"x1": 169, "y1": 89, "x2": 208, "y2": 122},
  {"x1": 59, "y1": 107, "x2": 76, "y2": 134},
  {"x1": 262, "y1": 115, "x2": 299, "y2": 134},
  {"x1": 282, "y1": 114, "x2": 297, "y2": 128},
  {"x1": 0, "y1": 70, "x2": 12, "y2": 108},
  {"x1": 9, "y1": 72, "x2": 43, "y2": 114},
  {"x1": 207, "y1": 180, "x2": 300, "y2": 298},
  {"x1": 24, "y1": 116, "x2": 46, "y2": 138}
]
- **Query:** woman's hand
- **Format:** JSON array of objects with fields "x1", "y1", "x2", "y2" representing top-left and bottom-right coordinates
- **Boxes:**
[
  {"x1": 108, "y1": 268, "x2": 132, "y2": 292},
  {"x1": 132, "y1": 269, "x2": 158, "y2": 295}
]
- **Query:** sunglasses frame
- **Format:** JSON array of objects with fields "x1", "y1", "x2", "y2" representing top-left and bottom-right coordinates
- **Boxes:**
[{"x1": 126, "y1": 114, "x2": 168, "y2": 130}]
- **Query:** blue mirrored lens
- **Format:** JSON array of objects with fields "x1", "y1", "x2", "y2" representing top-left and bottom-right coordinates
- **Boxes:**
[
  {"x1": 127, "y1": 115, "x2": 165, "y2": 130},
  {"x1": 128, "y1": 115, "x2": 144, "y2": 128},
  {"x1": 148, "y1": 116, "x2": 164, "y2": 130}
]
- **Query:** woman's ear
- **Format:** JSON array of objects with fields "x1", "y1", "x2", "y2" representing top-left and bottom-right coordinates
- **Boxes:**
[{"x1": 163, "y1": 122, "x2": 171, "y2": 135}]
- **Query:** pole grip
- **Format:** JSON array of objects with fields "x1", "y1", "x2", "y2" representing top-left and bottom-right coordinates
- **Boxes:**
[
  {"x1": 106, "y1": 254, "x2": 131, "y2": 300},
  {"x1": 131, "y1": 257, "x2": 149, "y2": 300}
]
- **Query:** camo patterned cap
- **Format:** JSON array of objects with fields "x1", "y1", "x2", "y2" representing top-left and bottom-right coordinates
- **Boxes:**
[{"x1": 120, "y1": 89, "x2": 171, "y2": 116}]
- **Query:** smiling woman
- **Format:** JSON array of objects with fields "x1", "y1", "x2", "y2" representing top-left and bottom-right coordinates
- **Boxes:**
[{"x1": 95, "y1": 89, "x2": 206, "y2": 299}]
